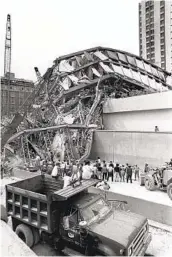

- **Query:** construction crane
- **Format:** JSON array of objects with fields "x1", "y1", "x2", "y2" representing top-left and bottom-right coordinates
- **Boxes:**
[
  {"x1": 4, "y1": 14, "x2": 12, "y2": 115},
  {"x1": 4, "y1": 14, "x2": 11, "y2": 76}
]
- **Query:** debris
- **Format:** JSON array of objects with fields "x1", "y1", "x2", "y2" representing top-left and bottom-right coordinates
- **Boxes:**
[{"x1": 2, "y1": 47, "x2": 171, "y2": 170}]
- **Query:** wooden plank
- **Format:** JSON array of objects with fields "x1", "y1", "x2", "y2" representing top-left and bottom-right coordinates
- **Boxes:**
[{"x1": 53, "y1": 179, "x2": 98, "y2": 201}]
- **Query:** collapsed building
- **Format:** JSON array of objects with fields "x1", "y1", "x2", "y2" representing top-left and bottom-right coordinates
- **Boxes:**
[{"x1": 3, "y1": 46, "x2": 172, "y2": 170}]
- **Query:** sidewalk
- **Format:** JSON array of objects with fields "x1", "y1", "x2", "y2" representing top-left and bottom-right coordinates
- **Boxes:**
[{"x1": 108, "y1": 179, "x2": 172, "y2": 207}]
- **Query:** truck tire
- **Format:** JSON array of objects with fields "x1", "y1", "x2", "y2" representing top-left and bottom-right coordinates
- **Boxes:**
[
  {"x1": 167, "y1": 183, "x2": 172, "y2": 200},
  {"x1": 0, "y1": 204, "x2": 8, "y2": 223},
  {"x1": 32, "y1": 228, "x2": 40, "y2": 245},
  {"x1": 15, "y1": 224, "x2": 34, "y2": 248},
  {"x1": 145, "y1": 176, "x2": 156, "y2": 191}
]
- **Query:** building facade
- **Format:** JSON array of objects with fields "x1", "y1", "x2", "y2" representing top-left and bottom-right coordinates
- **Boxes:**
[
  {"x1": 1, "y1": 74, "x2": 34, "y2": 116},
  {"x1": 139, "y1": 0, "x2": 172, "y2": 72}
]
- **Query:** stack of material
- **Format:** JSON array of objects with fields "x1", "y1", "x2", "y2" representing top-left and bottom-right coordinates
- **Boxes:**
[{"x1": 3, "y1": 46, "x2": 171, "y2": 166}]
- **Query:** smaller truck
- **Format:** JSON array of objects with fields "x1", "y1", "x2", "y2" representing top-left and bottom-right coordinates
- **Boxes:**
[{"x1": 6, "y1": 175, "x2": 151, "y2": 256}]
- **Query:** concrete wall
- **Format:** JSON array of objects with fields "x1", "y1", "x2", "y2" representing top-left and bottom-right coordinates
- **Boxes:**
[
  {"x1": 90, "y1": 131, "x2": 172, "y2": 169},
  {"x1": 103, "y1": 92, "x2": 172, "y2": 132}
]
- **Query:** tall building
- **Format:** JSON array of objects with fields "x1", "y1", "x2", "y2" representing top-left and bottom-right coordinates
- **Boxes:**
[
  {"x1": 139, "y1": 0, "x2": 172, "y2": 72},
  {"x1": 1, "y1": 73, "x2": 34, "y2": 116}
]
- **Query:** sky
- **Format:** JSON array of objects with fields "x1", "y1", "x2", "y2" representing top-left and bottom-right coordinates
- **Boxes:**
[{"x1": 0, "y1": 0, "x2": 140, "y2": 81}]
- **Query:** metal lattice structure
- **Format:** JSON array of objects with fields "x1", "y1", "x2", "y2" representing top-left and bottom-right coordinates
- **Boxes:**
[{"x1": 5, "y1": 46, "x2": 172, "y2": 166}]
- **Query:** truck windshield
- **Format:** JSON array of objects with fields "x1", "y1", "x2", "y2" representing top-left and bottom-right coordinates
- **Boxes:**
[{"x1": 81, "y1": 198, "x2": 111, "y2": 224}]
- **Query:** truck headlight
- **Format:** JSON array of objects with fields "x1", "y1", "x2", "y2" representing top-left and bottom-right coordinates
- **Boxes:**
[{"x1": 129, "y1": 247, "x2": 133, "y2": 256}]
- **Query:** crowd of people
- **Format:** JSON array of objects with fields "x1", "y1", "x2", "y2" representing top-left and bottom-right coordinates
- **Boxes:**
[{"x1": 34, "y1": 156, "x2": 143, "y2": 189}]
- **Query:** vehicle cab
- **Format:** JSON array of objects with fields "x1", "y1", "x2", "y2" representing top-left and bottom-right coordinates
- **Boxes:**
[{"x1": 60, "y1": 192, "x2": 151, "y2": 256}]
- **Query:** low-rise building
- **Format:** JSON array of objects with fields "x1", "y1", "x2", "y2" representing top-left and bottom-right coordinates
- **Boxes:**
[{"x1": 1, "y1": 73, "x2": 34, "y2": 116}]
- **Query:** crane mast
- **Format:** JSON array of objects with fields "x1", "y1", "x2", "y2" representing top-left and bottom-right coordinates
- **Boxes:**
[{"x1": 4, "y1": 14, "x2": 11, "y2": 76}]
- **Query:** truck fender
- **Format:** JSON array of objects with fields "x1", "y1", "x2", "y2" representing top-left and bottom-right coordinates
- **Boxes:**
[
  {"x1": 97, "y1": 243, "x2": 117, "y2": 256},
  {"x1": 167, "y1": 177, "x2": 172, "y2": 186}
]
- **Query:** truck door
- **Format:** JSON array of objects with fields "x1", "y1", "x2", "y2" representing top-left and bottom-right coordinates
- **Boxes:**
[{"x1": 62, "y1": 207, "x2": 81, "y2": 246}]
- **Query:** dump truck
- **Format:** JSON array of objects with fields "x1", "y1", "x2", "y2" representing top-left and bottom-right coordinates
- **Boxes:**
[{"x1": 5, "y1": 175, "x2": 151, "y2": 256}]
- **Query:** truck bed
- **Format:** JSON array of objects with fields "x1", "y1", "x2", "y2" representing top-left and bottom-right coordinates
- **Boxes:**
[{"x1": 6, "y1": 175, "x2": 98, "y2": 233}]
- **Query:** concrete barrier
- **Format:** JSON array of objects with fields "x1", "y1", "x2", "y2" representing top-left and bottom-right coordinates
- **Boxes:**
[
  {"x1": 0, "y1": 220, "x2": 36, "y2": 256},
  {"x1": 90, "y1": 130, "x2": 172, "y2": 169},
  {"x1": 89, "y1": 187, "x2": 172, "y2": 226}
]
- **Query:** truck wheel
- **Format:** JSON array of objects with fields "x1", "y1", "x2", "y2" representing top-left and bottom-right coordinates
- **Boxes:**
[
  {"x1": 145, "y1": 176, "x2": 156, "y2": 191},
  {"x1": 167, "y1": 183, "x2": 172, "y2": 200},
  {"x1": 0, "y1": 204, "x2": 8, "y2": 223},
  {"x1": 32, "y1": 228, "x2": 40, "y2": 245},
  {"x1": 15, "y1": 224, "x2": 34, "y2": 248}
]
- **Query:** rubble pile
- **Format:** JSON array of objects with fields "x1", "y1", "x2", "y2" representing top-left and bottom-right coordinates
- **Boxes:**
[{"x1": 3, "y1": 47, "x2": 171, "y2": 168}]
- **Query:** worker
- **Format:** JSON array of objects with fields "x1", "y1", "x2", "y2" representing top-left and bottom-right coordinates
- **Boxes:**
[
  {"x1": 97, "y1": 163, "x2": 102, "y2": 179},
  {"x1": 102, "y1": 164, "x2": 108, "y2": 181},
  {"x1": 107, "y1": 164, "x2": 114, "y2": 182},
  {"x1": 97, "y1": 157, "x2": 101, "y2": 165},
  {"x1": 71, "y1": 161, "x2": 79, "y2": 180},
  {"x1": 126, "y1": 165, "x2": 133, "y2": 183},
  {"x1": 114, "y1": 163, "x2": 121, "y2": 182},
  {"x1": 51, "y1": 162, "x2": 60, "y2": 179},
  {"x1": 82, "y1": 161, "x2": 92, "y2": 180},
  {"x1": 96, "y1": 180, "x2": 110, "y2": 191},
  {"x1": 155, "y1": 126, "x2": 159, "y2": 132},
  {"x1": 63, "y1": 172, "x2": 72, "y2": 188},
  {"x1": 47, "y1": 161, "x2": 54, "y2": 175},
  {"x1": 134, "y1": 165, "x2": 140, "y2": 181},
  {"x1": 120, "y1": 165, "x2": 126, "y2": 182},
  {"x1": 144, "y1": 163, "x2": 149, "y2": 174},
  {"x1": 35, "y1": 155, "x2": 41, "y2": 169},
  {"x1": 60, "y1": 161, "x2": 66, "y2": 176}
]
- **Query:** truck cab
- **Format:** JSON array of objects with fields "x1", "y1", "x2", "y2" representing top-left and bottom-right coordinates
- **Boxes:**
[
  {"x1": 59, "y1": 192, "x2": 151, "y2": 256},
  {"x1": 5, "y1": 175, "x2": 151, "y2": 256}
]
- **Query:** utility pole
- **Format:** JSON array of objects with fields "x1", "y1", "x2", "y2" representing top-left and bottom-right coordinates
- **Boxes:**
[{"x1": 4, "y1": 14, "x2": 12, "y2": 116}]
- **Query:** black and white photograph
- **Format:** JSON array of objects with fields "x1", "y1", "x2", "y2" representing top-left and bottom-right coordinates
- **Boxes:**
[{"x1": 0, "y1": 0, "x2": 172, "y2": 256}]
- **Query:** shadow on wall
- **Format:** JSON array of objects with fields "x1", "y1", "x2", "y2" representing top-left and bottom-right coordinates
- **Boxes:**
[{"x1": 90, "y1": 131, "x2": 172, "y2": 169}]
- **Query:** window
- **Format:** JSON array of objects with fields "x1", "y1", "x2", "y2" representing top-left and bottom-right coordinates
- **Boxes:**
[
  {"x1": 160, "y1": 0, "x2": 164, "y2": 7},
  {"x1": 161, "y1": 38, "x2": 164, "y2": 44},
  {"x1": 160, "y1": 14, "x2": 164, "y2": 20},
  {"x1": 160, "y1": 26, "x2": 164, "y2": 32},
  {"x1": 150, "y1": 29, "x2": 154, "y2": 34},
  {"x1": 10, "y1": 97, "x2": 15, "y2": 104},
  {"x1": 160, "y1": 6, "x2": 165, "y2": 13},
  {"x1": 151, "y1": 41, "x2": 154, "y2": 46},
  {"x1": 10, "y1": 91, "x2": 15, "y2": 97},
  {"x1": 160, "y1": 32, "x2": 165, "y2": 38},
  {"x1": 161, "y1": 51, "x2": 165, "y2": 56}
]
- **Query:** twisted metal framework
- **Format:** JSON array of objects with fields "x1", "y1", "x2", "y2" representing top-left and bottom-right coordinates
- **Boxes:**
[{"x1": 5, "y1": 47, "x2": 172, "y2": 165}]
